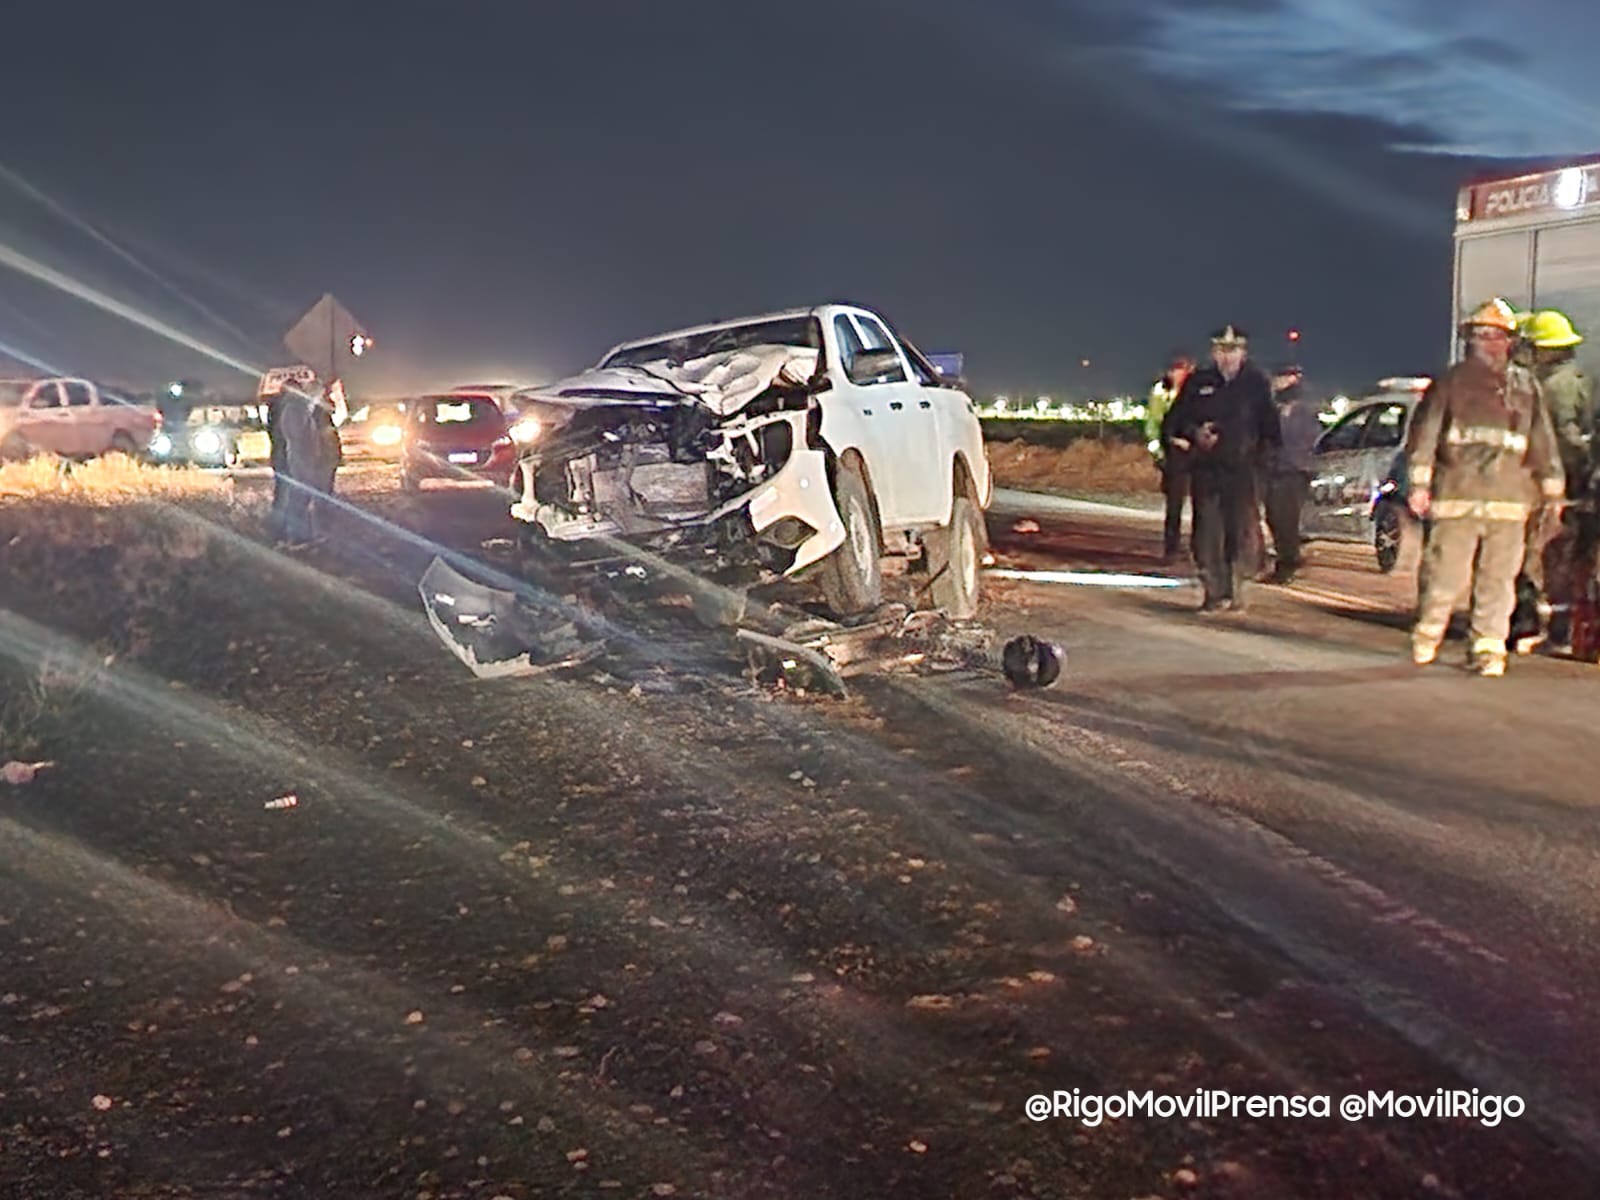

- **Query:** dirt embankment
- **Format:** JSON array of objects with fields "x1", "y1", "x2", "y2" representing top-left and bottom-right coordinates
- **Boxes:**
[{"x1": 984, "y1": 439, "x2": 1158, "y2": 497}]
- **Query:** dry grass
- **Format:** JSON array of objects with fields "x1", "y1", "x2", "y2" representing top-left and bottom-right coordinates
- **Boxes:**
[
  {"x1": 0, "y1": 453, "x2": 232, "y2": 504},
  {"x1": 986, "y1": 438, "x2": 1159, "y2": 496}
]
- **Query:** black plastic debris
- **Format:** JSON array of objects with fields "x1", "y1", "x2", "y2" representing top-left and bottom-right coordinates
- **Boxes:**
[{"x1": 1001, "y1": 634, "x2": 1064, "y2": 689}]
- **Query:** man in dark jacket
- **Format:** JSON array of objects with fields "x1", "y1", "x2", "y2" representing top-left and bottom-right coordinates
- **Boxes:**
[
  {"x1": 264, "y1": 380, "x2": 291, "y2": 541},
  {"x1": 1162, "y1": 325, "x2": 1282, "y2": 613},
  {"x1": 276, "y1": 382, "x2": 340, "y2": 546},
  {"x1": 1262, "y1": 363, "x2": 1323, "y2": 584}
]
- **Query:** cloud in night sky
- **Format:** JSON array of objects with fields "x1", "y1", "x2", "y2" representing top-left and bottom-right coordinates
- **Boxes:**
[{"x1": 1119, "y1": 0, "x2": 1600, "y2": 157}]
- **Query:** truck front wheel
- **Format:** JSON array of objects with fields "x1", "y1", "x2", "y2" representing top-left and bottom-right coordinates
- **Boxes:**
[{"x1": 819, "y1": 459, "x2": 882, "y2": 617}]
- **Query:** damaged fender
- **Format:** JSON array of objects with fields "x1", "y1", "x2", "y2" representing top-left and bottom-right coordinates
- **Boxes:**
[{"x1": 739, "y1": 431, "x2": 845, "y2": 575}]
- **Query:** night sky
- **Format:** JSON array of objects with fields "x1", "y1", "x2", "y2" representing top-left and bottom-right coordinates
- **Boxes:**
[{"x1": 2, "y1": 0, "x2": 1592, "y2": 398}]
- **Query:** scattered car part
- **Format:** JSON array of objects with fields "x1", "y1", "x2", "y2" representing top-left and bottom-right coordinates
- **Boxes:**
[
  {"x1": 736, "y1": 629, "x2": 849, "y2": 698},
  {"x1": 1001, "y1": 635, "x2": 1065, "y2": 689},
  {"x1": 419, "y1": 556, "x2": 604, "y2": 679}
]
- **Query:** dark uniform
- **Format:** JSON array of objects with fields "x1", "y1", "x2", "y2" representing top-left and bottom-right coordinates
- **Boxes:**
[
  {"x1": 1163, "y1": 354, "x2": 1281, "y2": 610},
  {"x1": 1263, "y1": 374, "x2": 1322, "y2": 581},
  {"x1": 265, "y1": 389, "x2": 291, "y2": 539},
  {"x1": 276, "y1": 387, "x2": 340, "y2": 545}
]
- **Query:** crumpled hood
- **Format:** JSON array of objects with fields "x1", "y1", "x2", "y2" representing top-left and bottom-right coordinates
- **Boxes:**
[{"x1": 530, "y1": 345, "x2": 821, "y2": 418}]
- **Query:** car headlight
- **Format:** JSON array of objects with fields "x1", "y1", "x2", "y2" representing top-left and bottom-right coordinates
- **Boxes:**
[
  {"x1": 149, "y1": 433, "x2": 173, "y2": 457},
  {"x1": 509, "y1": 416, "x2": 543, "y2": 445},
  {"x1": 371, "y1": 423, "x2": 403, "y2": 447},
  {"x1": 193, "y1": 428, "x2": 224, "y2": 456}
]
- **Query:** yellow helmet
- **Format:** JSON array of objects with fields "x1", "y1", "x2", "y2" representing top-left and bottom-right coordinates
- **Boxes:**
[
  {"x1": 1462, "y1": 297, "x2": 1521, "y2": 332},
  {"x1": 1523, "y1": 309, "x2": 1584, "y2": 349}
]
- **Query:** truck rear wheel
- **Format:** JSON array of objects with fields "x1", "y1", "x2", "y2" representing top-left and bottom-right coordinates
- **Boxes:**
[{"x1": 819, "y1": 459, "x2": 882, "y2": 617}]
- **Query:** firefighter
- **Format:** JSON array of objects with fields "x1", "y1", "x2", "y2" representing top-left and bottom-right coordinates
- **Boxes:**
[
  {"x1": 1407, "y1": 298, "x2": 1565, "y2": 676},
  {"x1": 1163, "y1": 325, "x2": 1281, "y2": 613},
  {"x1": 1520, "y1": 310, "x2": 1595, "y2": 647},
  {"x1": 1262, "y1": 363, "x2": 1322, "y2": 584},
  {"x1": 1145, "y1": 352, "x2": 1197, "y2": 562}
]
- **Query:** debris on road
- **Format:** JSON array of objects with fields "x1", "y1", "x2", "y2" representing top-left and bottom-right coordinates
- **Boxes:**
[
  {"x1": 767, "y1": 604, "x2": 995, "y2": 682},
  {"x1": 1, "y1": 760, "x2": 55, "y2": 786},
  {"x1": 419, "y1": 556, "x2": 606, "y2": 679},
  {"x1": 1001, "y1": 635, "x2": 1065, "y2": 689},
  {"x1": 264, "y1": 794, "x2": 299, "y2": 811},
  {"x1": 737, "y1": 629, "x2": 849, "y2": 698},
  {"x1": 1011, "y1": 518, "x2": 1041, "y2": 534}
]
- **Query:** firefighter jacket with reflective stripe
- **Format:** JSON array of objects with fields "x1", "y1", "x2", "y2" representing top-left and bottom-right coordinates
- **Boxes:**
[
  {"x1": 1404, "y1": 357, "x2": 1563, "y2": 520},
  {"x1": 1536, "y1": 358, "x2": 1595, "y2": 489}
]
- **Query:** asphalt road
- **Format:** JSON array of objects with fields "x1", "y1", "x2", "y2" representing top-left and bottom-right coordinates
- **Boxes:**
[{"x1": 2, "y1": 472, "x2": 1598, "y2": 1198}]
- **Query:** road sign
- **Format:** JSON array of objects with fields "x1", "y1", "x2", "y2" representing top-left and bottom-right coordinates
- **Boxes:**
[{"x1": 284, "y1": 294, "x2": 370, "y2": 381}]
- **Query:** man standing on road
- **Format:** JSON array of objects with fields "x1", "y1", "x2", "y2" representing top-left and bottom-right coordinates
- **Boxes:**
[
  {"x1": 1406, "y1": 298, "x2": 1565, "y2": 676},
  {"x1": 275, "y1": 381, "x2": 341, "y2": 547},
  {"x1": 1146, "y1": 352, "x2": 1197, "y2": 562},
  {"x1": 1163, "y1": 325, "x2": 1281, "y2": 613},
  {"x1": 263, "y1": 376, "x2": 292, "y2": 541},
  {"x1": 1261, "y1": 363, "x2": 1322, "y2": 584}
]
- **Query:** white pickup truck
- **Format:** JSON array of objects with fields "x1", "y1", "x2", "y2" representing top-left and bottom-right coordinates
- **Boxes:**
[
  {"x1": 0, "y1": 378, "x2": 161, "y2": 461},
  {"x1": 507, "y1": 303, "x2": 993, "y2": 617}
]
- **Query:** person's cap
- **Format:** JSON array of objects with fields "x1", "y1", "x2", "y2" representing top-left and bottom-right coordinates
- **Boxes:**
[{"x1": 1210, "y1": 324, "x2": 1249, "y2": 347}]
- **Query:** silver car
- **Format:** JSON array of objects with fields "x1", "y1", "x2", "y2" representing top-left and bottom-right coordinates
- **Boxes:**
[{"x1": 1302, "y1": 379, "x2": 1430, "y2": 573}]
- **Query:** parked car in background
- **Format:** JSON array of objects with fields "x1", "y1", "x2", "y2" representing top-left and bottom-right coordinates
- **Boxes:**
[
  {"x1": 0, "y1": 378, "x2": 162, "y2": 461},
  {"x1": 340, "y1": 401, "x2": 407, "y2": 461},
  {"x1": 1302, "y1": 377, "x2": 1430, "y2": 573},
  {"x1": 449, "y1": 384, "x2": 522, "y2": 410},
  {"x1": 506, "y1": 302, "x2": 992, "y2": 617},
  {"x1": 149, "y1": 402, "x2": 272, "y2": 468},
  {"x1": 401, "y1": 393, "x2": 515, "y2": 492}
]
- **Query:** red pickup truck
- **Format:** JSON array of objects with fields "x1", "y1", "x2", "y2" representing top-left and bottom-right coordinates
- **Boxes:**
[{"x1": 0, "y1": 378, "x2": 162, "y2": 461}]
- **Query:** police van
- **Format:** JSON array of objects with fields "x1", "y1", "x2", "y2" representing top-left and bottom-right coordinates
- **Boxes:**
[{"x1": 1453, "y1": 156, "x2": 1600, "y2": 375}]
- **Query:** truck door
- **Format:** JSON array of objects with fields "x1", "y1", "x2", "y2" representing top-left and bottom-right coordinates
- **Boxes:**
[
  {"x1": 61, "y1": 380, "x2": 99, "y2": 455},
  {"x1": 17, "y1": 382, "x2": 68, "y2": 455},
  {"x1": 825, "y1": 312, "x2": 910, "y2": 523},
  {"x1": 853, "y1": 311, "x2": 943, "y2": 523}
]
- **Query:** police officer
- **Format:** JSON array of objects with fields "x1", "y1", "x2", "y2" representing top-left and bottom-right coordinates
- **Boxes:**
[
  {"x1": 1406, "y1": 298, "x2": 1565, "y2": 676},
  {"x1": 1163, "y1": 325, "x2": 1281, "y2": 613},
  {"x1": 1262, "y1": 363, "x2": 1322, "y2": 584},
  {"x1": 1145, "y1": 352, "x2": 1197, "y2": 562}
]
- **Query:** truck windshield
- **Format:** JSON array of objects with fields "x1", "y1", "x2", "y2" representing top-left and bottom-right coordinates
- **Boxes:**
[{"x1": 601, "y1": 316, "x2": 820, "y2": 369}]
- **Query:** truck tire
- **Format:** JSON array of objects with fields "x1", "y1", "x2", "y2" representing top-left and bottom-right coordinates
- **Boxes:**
[
  {"x1": 925, "y1": 493, "x2": 984, "y2": 619},
  {"x1": 819, "y1": 459, "x2": 882, "y2": 617},
  {"x1": 110, "y1": 431, "x2": 139, "y2": 458}
]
